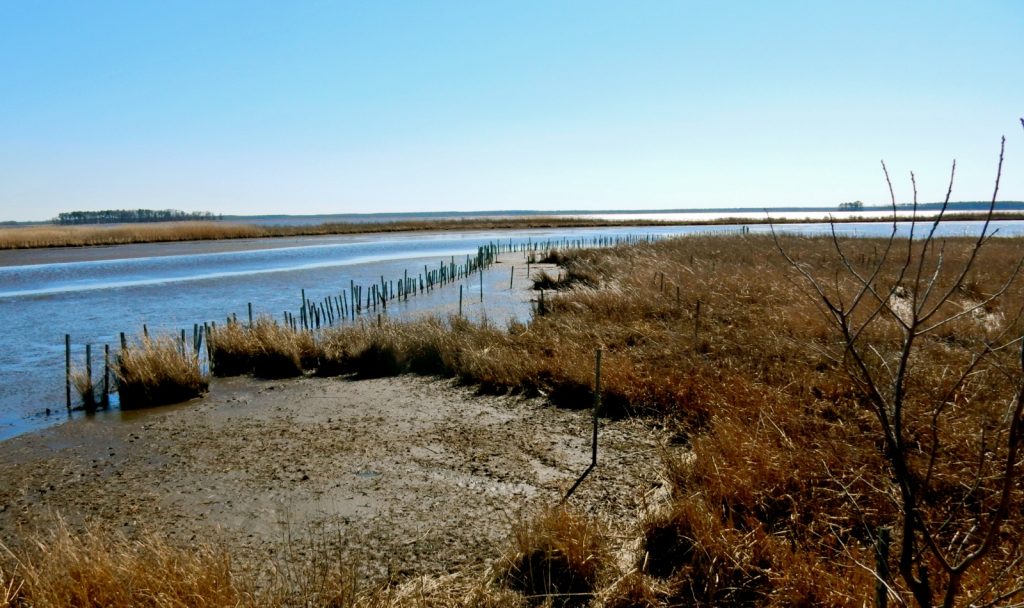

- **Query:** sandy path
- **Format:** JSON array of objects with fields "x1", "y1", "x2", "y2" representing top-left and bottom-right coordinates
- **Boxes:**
[{"x1": 0, "y1": 373, "x2": 663, "y2": 581}]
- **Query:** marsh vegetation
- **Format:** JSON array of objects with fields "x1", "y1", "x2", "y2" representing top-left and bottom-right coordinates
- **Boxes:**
[{"x1": 9, "y1": 224, "x2": 1024, "y2": 606}]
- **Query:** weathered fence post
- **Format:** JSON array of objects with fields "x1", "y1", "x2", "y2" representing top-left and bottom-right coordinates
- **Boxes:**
[
  {"x1": 103, "y1": 344, "x2": 110, "y2": 407},
  {"x1": 65, "y1": 334, "x2": 71, "y2": 411},
  {"x1": 562, "y1": 348, "x2": 602, "y2": 502}
]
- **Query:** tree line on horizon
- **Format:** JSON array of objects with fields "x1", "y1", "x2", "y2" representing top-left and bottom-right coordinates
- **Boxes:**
[{"x1": 54, "y1": 209, "x2": 222, "y2": 225}]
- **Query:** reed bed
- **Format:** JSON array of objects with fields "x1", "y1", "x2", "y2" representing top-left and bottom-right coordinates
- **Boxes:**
[
  {"x1": 5, "y1": 211, "x2": 1023, "y2": 250},
  {"x1": 115, "y1": 335, "x2": 209, "y2": 408},
  {"x1": 0, "y1": 217, "x2": 654, "y2": 250}
]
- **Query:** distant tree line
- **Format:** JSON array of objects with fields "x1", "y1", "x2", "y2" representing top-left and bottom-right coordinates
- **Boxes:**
[
  {"x1": 838, "y1": 200, "x2": 864, "y2": 210},
  {"x1": 54, "y1": 209, "x2": 222, "y2": 225}
]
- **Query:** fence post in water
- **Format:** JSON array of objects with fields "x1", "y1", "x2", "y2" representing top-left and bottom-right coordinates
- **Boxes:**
[
  {"x1": 479, "y1": 265, "x2": 483, "y2": 302},
  {"x1": 103, "y1": 344, "x2": 110, "y2": 407},
  {"x1": 510, "y1": 266, "x2": 514, "y2": 289},
  {"x1": 459, "y1": 285, "x2": 463, "y2": 317},
  {"x1": 65, "y1": 334, "x2": 71, "y2": 411},
  {"x1": 84, "y1": 343, "x2": 93, "y2": 408},
  {"x1": 248, "y1": 302, "x2": 253, "y2": 327}
]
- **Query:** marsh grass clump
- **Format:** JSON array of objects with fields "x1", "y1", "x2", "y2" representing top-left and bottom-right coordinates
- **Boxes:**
[
  {"x1": 0, "y1": 519, "x2": 251, "y2": 608},
  {"x1": 208, "y1": 318, "x2": 313, "y2": 378},
  {"x1": 115, "y1": 335, "x2": 208, "y2": 408},
  {"x1": 70, "y1": 368, "x2": 97, "y2": 410},
  {"x1": 498, "y1": 506, "x2": 607, "y2": 607}
]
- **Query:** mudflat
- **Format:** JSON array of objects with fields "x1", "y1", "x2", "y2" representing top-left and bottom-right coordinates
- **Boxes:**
[{"x1": 0, "y1": 373, "x2": 662, "y2": 581}]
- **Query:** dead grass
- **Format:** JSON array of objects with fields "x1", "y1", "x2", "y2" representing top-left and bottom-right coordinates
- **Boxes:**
[
  {"x1": 0, "y1": 519, "x2": 253, "y2": 607},
  {"x1": 497, "y1": 506, "x2": 608, "y2": 607},
  {"x1": 0, "y1": 217, "x2": 663, "y2": 250},
  {"x1": 11, "y1": 232, "x2": 1024, "y2": 605},
  {"x1": 208, "y1": 317, "x2": 315, "y2": 378},
  {"x1": 115, "y1": 335, "x2": 209, "y2": 408},
  {"x1": 297, "y1": 233, "x2": 1024, "y2": 604}
]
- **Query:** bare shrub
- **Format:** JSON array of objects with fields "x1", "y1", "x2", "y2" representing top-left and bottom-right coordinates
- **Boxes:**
[{"x1": 772, "y1": 131, "x2": 1024, "y2": 606}]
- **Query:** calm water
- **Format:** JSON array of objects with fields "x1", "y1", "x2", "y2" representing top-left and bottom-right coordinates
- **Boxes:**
[{"x1": 1, "y1": 220, "x2": 1021, "y2": 440}]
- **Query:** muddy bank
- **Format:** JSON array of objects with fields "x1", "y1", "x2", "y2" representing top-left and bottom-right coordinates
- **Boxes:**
[{"x1": 0, "y1": 373, "x2": 663, "y2": 581}]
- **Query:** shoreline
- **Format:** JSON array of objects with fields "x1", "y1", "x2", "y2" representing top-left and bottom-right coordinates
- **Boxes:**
[{"x1": 3, "y1": 211, "x2": 1022, "y2": 257}]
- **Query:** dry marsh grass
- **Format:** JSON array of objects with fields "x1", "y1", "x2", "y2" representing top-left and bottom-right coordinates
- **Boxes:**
[
  {"x1": 9, "y1": 213, "x2": 1019, "y2": 250},
  {"x1": 8, "y1": 231, "x2": 1024, "y2": 605},
  {"x1": 208, "y1": 317, "x2": 315, "y2": 378},
  {"x1": 497, "y1": 506, "x2": 608, "y2": 607},
  {"x1": 296, "y1": 233, "x2": 1024, "y2": 604},
  {"x1": 0, "y1": 217, "x2": 657, "y2": 250},
  {"x1": 115, "y1": 335, "x2": 209, "y2": 408},
  {"x1": 0, "y1": 519, "x2": 252, "y2": 608}
]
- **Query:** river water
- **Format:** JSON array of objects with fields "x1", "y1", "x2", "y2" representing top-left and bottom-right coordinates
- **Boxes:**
[{"x1": 1, "y1": 220, "x2": 1020, "y2": 440}]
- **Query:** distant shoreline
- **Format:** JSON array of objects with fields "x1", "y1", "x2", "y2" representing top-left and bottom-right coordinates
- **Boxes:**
[{"x1": 1, "y1": 208, "x2": 1023, "y2": 250}]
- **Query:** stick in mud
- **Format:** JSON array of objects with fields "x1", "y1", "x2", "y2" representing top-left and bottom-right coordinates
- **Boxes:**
[{"x1": 562, "y1": 348, "x2": 602, "y2": 502}]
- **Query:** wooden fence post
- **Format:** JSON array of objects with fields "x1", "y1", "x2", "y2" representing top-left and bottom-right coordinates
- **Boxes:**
[{"x1": 65, "y1": 334, "x2": 71, "y2": 411}]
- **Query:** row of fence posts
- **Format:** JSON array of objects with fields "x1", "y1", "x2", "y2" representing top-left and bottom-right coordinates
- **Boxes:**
[
  {"x1": 64, "y1": 334, "x2": 110, "y2": 411},
  {"x1": 61, "y1": 234, "x2": 666, "y2": 411}
]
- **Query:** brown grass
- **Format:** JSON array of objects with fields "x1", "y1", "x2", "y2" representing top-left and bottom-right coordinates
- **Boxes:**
[
  {"x1": 115, "y1": 335, "x2": 209, "y2": 408},
  {"x1": 208, "y1": 317, "x2": 315, "y2": 378},
  {"x1": 10, "y1": 232, "x2": 1024, "y2": 605},
  {"x1": 297, "y1": 233, "x2": 1024, "y2": 604},
  {"x1": 0, "y1": 519, "x2": 252, "y2": 607},
  {"x1": 497, "y1": 506, "x2": 608, "y2": 607},
  {"x1": 0, "y1": 217, "x2": 662, "y2": 250},
  {"x1": 7, "y1": 212, "x2": 1019, "y2": 250}
]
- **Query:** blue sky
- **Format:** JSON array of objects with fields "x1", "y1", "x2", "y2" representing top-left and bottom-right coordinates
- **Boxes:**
[{"x1": 1, "y1": 1, "x2": 1022, "y2": 221}]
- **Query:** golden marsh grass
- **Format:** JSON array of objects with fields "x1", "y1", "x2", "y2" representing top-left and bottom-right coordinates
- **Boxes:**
[
  {"x1": 7, "y1": 231, "x2": 1024, "y2": 605},
  {"x1": 115, "y1": 335, "x2": 209, "y2": 408}
]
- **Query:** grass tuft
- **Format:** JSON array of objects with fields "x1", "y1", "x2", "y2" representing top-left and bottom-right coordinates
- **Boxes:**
[
  {"x1": 115, "y1": 335, "x2": 209, "y2": 408},
  {"x1": 0, "y1": 519, "x2": 252, "y2": 607},
  {"x1": 498, "y1": 506, "x2": 607, "y2": 607}
]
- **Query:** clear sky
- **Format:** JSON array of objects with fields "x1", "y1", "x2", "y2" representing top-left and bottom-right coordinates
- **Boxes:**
[{"x1": 1, "y1": 1, "x2": 1022, "y2": 221}]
